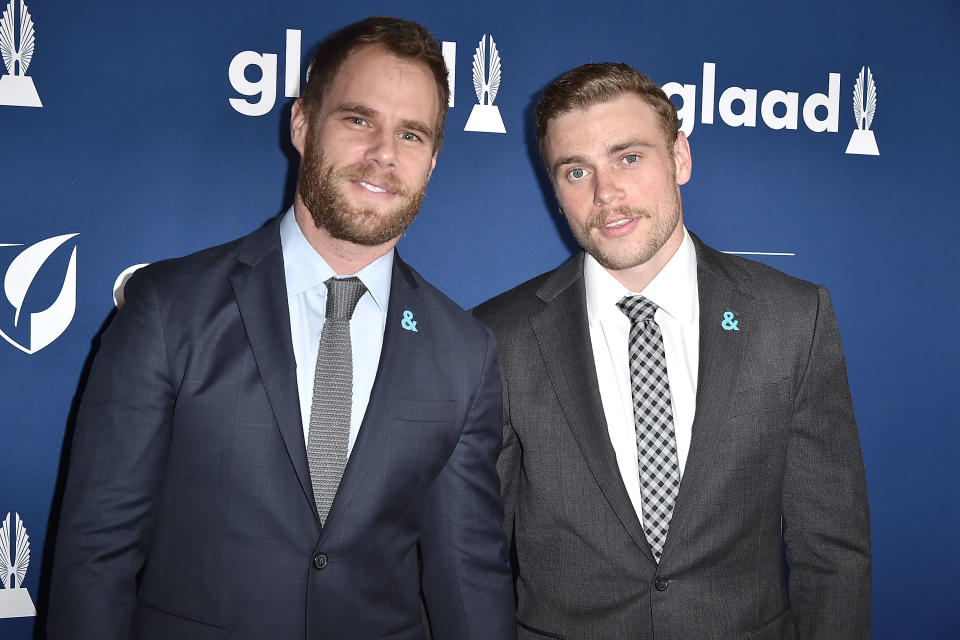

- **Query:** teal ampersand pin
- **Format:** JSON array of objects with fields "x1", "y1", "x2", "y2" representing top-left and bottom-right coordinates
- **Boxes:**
[
  {"x1": 721, "y1": 311, "x2": 739, "y2": 331},
  {"x1": 401, "y1": 309, "x2": 418, "y2": 332}
]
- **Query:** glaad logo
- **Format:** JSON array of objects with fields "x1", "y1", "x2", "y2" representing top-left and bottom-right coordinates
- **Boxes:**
[
  {"x1": 0, "y1": 0, "x2": 41, "y2": 108},
  {"x1": 464, "y1": 34, "x2": 505, "y2": 134},
  {"x1": 0, "y1": 512, "x2": 36, "y2": 619},
  {"x1": 662, "y1": 63, "x2": 840, "y2": 138},
  {"x1": 227, "y1": 30, "x2": 460, "y2": 121},
  {"x1": 0, "y1": 234, "x2": 78, "y2": 354},
  {"x1": 663, "y1": 62, "x2": 880, "y2": 155},
  {"x1": 845, "y1": 66, "x2": 878, "y2": 156}
]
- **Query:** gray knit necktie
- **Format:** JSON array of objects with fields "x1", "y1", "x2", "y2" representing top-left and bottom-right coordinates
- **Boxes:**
[
  {"x1": 307, "y1": 276, "x2": 366, "y2": 526},
  {"x1": 617, "y1": 295, "x2": 680, "y2": 562}
]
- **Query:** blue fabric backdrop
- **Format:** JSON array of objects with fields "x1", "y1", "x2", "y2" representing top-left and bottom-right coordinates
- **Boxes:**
[{"x1": 2, "y1": 0, "x2": 958, "y2": 637}]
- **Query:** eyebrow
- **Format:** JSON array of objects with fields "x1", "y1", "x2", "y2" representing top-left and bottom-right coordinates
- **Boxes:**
[
  {"x1": 608, "y1": 139, "x2": 655, "y2": 155},
  {"x1": 336, "y1": 102, "x2": 378, "y2": 120},
  {"x1": 335, "y1": 103, "x2": 435, "y2": 142},
  {"x1": 551, "y1": 139, "x2": 656, "y2": 176},
  {"x1": 401, "y1": 118, "x2": 435, "y2": 142}
]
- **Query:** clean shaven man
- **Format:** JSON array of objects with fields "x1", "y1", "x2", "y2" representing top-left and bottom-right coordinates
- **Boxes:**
[
  {"x1": 474, "y1": 62, "x2": 870, "y2": 640},
  {"x1": 47, "y1": 16, "x2": 515, "y2": 640}
]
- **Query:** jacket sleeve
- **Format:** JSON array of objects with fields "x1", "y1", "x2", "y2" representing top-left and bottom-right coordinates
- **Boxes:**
[
  {"x1": 782, "y1": 285, "x2": 871, "y2": 639},
  {"x1": 419, "y1": 328, "x2": 517, "y2": 640},
  {"x1": 46, "y1": 269, "x2": 175, "y2": 640}
]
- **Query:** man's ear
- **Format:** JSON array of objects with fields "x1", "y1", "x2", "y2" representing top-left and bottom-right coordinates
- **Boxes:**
[
  {"x1": 290, "y1": 99, "x2": 309, "y2": 155},
  {"x1": 674, "y1": 131, "x2": 692, "y2": 186}
]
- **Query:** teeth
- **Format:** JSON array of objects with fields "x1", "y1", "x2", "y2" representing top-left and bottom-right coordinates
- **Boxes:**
[
  {"x1": 359, "y1": 181, "x2": 387, "y2": 193},
  {"x1": 605, "y1": 218, "x2": 631, "y2": 228}
]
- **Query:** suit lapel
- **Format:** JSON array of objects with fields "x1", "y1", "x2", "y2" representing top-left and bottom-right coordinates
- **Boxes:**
[
  {"x1": 229, "y1": 220, "x2": 316, "y2": 515},
  {"x1": 530, "y1": 254, "x2": 654, "y2": 561},
  {"x1": 663, "y1": 236, "x2": 754, "y2": 556},
  {"x1": 319, "y1": 255, "x2": 422, "y2": 536}
]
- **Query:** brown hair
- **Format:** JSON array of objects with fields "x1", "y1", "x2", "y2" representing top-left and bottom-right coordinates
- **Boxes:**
[
  {"x1": 535, "y1": 62, "x2": 679, "y2": 161},
  {"x1": 301, "y1": 16, "x2": 450, "y2": 150}
]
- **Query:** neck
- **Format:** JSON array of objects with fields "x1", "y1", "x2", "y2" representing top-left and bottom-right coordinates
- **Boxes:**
[{"x1": 293, "y1": 194, "x2": 398, "y2": 275}]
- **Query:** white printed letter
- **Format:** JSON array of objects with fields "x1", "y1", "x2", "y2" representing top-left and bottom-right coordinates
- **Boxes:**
[
  {"x1": 662, "y1": 82, "x2": 697, "y2": 136},
  {"x1": 802, "y1": 72, "x2": 840, "y2": 133},
  {"x1": 228, "y1": 51, "x2": 278, "y2": 117}
]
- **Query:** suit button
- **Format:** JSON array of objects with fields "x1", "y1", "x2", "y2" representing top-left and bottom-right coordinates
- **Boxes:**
[
  {"x1": 654, "y1": 576, "x2": 669, "y2": 591},
  {"x1": 313, "y1": 553, "x2": 328, "y2": 570}
]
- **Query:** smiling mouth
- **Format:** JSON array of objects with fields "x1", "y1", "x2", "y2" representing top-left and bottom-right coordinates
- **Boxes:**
[
  {"x1": 604, "y1": 218, "x2": 633, "y2": 228},
  {"x1": 357, "y1": 180, "x2": 389, "y2": 194}
]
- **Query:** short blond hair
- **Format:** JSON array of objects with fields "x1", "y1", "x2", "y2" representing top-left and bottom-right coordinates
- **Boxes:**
[{"x1": 535, "y1": 62, "x2": 679, "y2": 162}]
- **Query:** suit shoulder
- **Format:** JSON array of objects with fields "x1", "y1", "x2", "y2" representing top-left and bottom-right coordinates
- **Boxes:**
[
  {"x1": 125, "y1": 221, "x2": 279, "y2": 302},
  {"x1": 697, "y1": 239, "x2": 821, "y2": 303},
  {"x1": 138, "y1": 235, "x2": 247, "y2": 283},
  {"x1": 399, "y1": 261, "x2": 494, "y2": 345},
  {"x1": 472, "y1": 269, "x2": 557, "y2": 331}
]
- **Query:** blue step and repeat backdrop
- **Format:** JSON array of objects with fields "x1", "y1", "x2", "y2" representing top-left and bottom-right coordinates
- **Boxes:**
[{"x1": 2, "y1": 0, "x2": 958, "y2": 637}]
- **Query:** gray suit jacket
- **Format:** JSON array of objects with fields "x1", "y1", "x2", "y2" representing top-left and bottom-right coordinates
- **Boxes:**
[{"x1": 473, "y1": 235, "x2": 870, "y2": 640}]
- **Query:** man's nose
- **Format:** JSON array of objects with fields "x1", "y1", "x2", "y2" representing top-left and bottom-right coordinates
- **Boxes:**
[
  {"x1": 593, "y1": 169, "x2": 624, "y2": 206},
  {"x1": 364, "y1": 128, "x2": 398, "y2": 168}
]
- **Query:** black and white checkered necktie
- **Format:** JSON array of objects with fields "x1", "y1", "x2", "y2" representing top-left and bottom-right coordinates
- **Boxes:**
[
  {"x1": 307, "y1": 276, "x2": 366, "y2": 526},
  {"x1": 616, "y1": 295, "x2": 680, "y2": 562}
]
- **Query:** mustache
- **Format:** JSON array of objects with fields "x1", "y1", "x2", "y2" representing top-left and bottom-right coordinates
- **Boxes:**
[
  {"x1": 588, "y1": 206, "x2": 652, "y2": 229},
  {"x1": 334, "y1": 163, "x2": 407, "y2": 196}
]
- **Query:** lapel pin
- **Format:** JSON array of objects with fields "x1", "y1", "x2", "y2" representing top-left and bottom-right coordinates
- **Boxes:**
[
  {"x1": 721, "y1": 311, "x2": 739, "y2": 331},
  {"x1": 401, "y1": 309, "x2": 418, "y2": 332}
]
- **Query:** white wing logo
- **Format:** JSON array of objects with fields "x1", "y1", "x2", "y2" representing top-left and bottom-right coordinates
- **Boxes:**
[
  {"x1": 0, "y1": 234, "x2": 79, "y2": 354},
  {"x1": 0, "y1": 513, "x2": 29, "y2": 589},
  {"x1": 464, "y1": 34, "x2": 506, "y2": 133},
  {"x1": 0, "y1": 0, "x2": 41, "y2": 107},
  {"x1": 845, "y1": 65, "x2": 879, "y2": 156},
  {"x1": 0, "y1": 0, "x2": 33, "y2": 75},
  {"x1": 852, "y1": 66, "x2": 876, "y2": 131},
  {"x1": 472, "y1": 34, "x2": 502, "y2": 106},
  {"x1": 0, "y1": 512, "x2": 36, "y2": 618}
]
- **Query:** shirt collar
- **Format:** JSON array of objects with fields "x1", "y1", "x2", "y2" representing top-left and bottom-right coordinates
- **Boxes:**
[
  {"x1": 279, "y1": 206, "x2": 393, "y2": 313},
  {"x1": 584, "y1": 226, "x2": 698, "y2": 325}
]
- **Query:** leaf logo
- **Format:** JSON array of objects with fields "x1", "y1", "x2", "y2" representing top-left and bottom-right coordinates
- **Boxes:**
[{"x1": 0, "y1": 234, "x2": 78, "y2": 354}]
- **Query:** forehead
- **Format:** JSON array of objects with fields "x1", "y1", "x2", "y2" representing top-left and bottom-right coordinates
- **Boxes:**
[
  {"x1": 324, "y1": 44, "x2": 440, "y2": 119},
  {"x1": 543, "y1": 93, "x2": 666, "y2": 159}
]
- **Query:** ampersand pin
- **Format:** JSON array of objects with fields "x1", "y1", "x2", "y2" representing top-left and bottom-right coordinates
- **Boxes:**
[
  {"x1": 401, "y1": 309, "x2": 418, "y2": 332},
  {"x1": 721, "y1": 311, "x2": 739, "y2": 331}
]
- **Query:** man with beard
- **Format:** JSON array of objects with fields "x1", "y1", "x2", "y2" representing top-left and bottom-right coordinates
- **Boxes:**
[
  {"x1": 47, "y1": 17, "x2": 515, "y2": 640},
  {"x1": 474, "y1": 63, "x2": 870, "y2": 639}
]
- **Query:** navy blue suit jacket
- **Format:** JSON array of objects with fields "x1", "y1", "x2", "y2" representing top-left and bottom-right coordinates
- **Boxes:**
[{"x1": 47, "y1": 218, "x2": 516, "y2": 640}]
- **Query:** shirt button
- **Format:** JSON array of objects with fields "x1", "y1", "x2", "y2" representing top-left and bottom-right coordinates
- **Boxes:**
[
  {"x1": 313, "y1": 553, "x2": 328, "y2": 570},
  {"x1": 654, "y1": 576, "x2": 669, "y2": 591}
]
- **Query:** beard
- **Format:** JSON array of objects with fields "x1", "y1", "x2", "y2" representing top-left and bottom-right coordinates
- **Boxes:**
[
  {"x1": 298, "y1": 137, "x2": 429, "y2": 246},
  {"x1": 568, "y1": 194, "x2": 682, "y2": 271}
]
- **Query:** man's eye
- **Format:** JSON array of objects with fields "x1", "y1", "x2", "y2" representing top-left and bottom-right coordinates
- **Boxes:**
[
  {"x1": 348, "y1": 117, "x2": 367, "y2": 126},
  {"x1": 569, "y1": 168, "x2": 586, "y2": 180},
  {"x1": 624, "y1": 154, "x2": 638, "y2": 164},
  {"x1": 400, "y1": 132, "x2": 421, "y2": 142}
]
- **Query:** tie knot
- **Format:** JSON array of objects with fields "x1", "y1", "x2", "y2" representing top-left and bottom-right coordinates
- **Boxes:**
[
  {"x1": 617, "y1": 295, "x2": 658, "y2": 324},
  {"x1": 325, "y1": 277, "x2": 367, "y2": 320}
]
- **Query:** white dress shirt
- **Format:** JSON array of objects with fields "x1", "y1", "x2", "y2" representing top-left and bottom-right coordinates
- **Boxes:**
[
  {"x1": 280, "y1": 207, "x2": 392, "y2": 456},
  {"x1": 584, "y1": 228, "x2": 700, "y2": 526}
]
